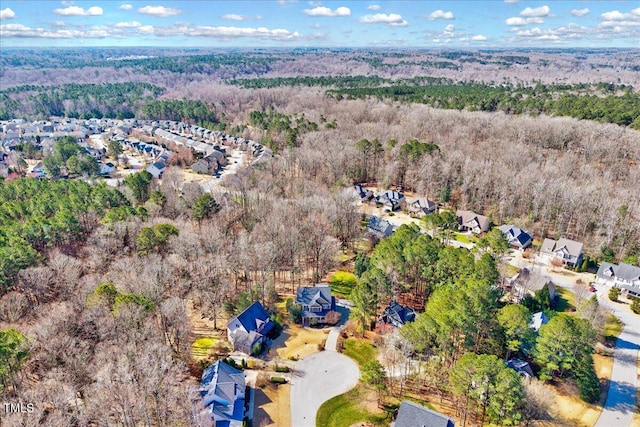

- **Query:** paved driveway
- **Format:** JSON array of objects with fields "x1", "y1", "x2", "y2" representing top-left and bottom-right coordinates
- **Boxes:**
[{"x1": 290, "y1": 329, "x2": 360, "y2": 427}]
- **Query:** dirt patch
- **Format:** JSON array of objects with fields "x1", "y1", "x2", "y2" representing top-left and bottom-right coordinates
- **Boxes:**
[
  {"x1": 254, "y1": 379, "x2": 291, "y2": 427},
  {"x1": 186, "y1": 299, "x2": 228, "y2": 360},
  {"x1": 273, "y1": 324, "x2": 328, "y2": 361}
]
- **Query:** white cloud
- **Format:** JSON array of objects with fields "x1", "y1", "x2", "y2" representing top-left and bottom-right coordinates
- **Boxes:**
[
  {"x1": 471, "y1": 34, "x2": 487, "y2": 41},
  {"x1": 115, "y1": 21, "x2": 142, "y2": 28},
  {"x1": 0, "y1": 23, "x2": 109, "y2": 38},
  {"x1": 119, "y1": 4, "x2": 133, "y2": 10},
  {"x1": 138, "y1": 5, "x2": 181, "y2": 17},
  {"x1": 367, "y1": 5, "x2": 381, "y2": 11},
  {"x1": 303, "y1": 6, "x2": 350, "y2": 17},
  {"x1": 632, "y1": 8, "x2": 640, "y2": 17},
  {"x1": 506, "y1": 16, "x2": 545, "y2": 26},
  {"x1": 444, "y1": 24, "x2": 455, "y2": 33},
  {"x1": 54, "y1": 6, "x2": 104, "y2": 17},
  {"x1": 504, "y1": 0, "x2": 519, "y2": 3},
  {"x1": 137, "y1": 25, "x2": 154, "y2": 35},
  {"x1": 360, "y1": 13, "x2": 408, "y2": 27},
  {"x1": 154, "y1": 24, "x2": 302, "y2": 41},
  {"x1": 506, "y1": 17, "x2": 527, "y2": 26},
  {"x1": 428, "y1": 10, "x2": 454, "y2": 21},
  {"x1": 601, "y1": 10, "x2": 626, "y2": 21},
  {"x1": 222, "y1": 14, "x2": 261, "y2": 21},
  {"x1": 570, "y1": 8, "x2": 590, "y2": 17},
  {"x1": 516, "y1": 27, "x2": 559, "y2": 40},
  {"x1": 0, "y1": 8, "x2": 16, "y2": 20},
  {"x1": 520, "y1": 5, "x2": 550, "y2": 18}
]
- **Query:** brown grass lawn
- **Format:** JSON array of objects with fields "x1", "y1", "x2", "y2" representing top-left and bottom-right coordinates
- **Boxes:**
[
  {"x1": 254, "y1": 378, "x2": 291, "y2": 427},
  {"x1": 273, "y1": 324, "x2": 328, "y2": 361},
  {"x1": 552, "y1": 353, "x2": 614, "y2": 426}
]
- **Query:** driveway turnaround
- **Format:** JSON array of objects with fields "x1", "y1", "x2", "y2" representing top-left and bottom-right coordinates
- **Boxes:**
[{"x1": 290, "y1": 329, "x2": 360, "y2": 427}]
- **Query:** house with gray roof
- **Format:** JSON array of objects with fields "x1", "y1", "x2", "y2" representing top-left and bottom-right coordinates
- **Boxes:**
[
  {"x1": 541, "y1": 238, "x2": 583, "y2": 268},
  {"x1": 227, "y1": 301, "x2": 275, "y2": 355},
  {"x1": 200, "y1": 360, "x2": 245, "y2": 427},
  {"x1": 375, "y1": 190, "x2": 406, "y2": 211},
  {"x1": 406, "y1": 197, "x2": 437, "y2": 217},
  {"x1": 498, "y1": 225, "x2": 533, "y2": 250},
  {"x1": 393, "y1": 401, "x2": 455, "y2": 427},
  {"x1": 295, "y1": 284, "x2": 339, "y2": 326},
  {"x1": 596, "y1": 262, "x2": 640, "y2": 297},
  {"x1": 367, "y1": 216, "x2": 394, "y2": 239},
  {"x1": 379, "y1": 301, "x2": 416, "y2": 328},
  {"x1": 506, "y1": 358, "x2": 534, "y2": 378},
  {"x1": 457, "y1": 210, "x2": 490, "y2": 234},
  {"x1": 146, "y1": 161, "x2": 166, "y2": 179},
  {"x1": 354, "y1": 184, "x2": 374, "y2": 203}
]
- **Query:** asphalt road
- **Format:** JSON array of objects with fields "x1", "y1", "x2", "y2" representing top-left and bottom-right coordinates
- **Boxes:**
[
  {"x1": 595, "y1": 299, "x2": 639, "y2": 427},
  {"x1": 290, "y1": 329, "x2": 360, "y2": 427}
]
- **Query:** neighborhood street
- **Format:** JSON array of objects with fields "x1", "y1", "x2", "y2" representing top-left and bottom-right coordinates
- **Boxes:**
[
  {"x1": 290, "y1": 328, "x2": 360, "y2": 427},
  {"x1": 594, "y1": 299, "x2": 639, "y2": 427},
  {"x1": 509, "y1": 254, "x2": 639, "y2": 427}
]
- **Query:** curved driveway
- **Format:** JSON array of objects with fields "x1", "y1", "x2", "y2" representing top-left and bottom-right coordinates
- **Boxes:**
[{"x1": 290, "y1": 329, "x2": 360, "y2": 427}]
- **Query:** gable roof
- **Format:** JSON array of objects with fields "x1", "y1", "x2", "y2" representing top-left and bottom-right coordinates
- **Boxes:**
[
  {"x1": 542, "y1": 238, "x2": 583, "y2": 257},
  {"x1": 296, "y1": 284, "x2": 333, "y2": 306},
  {"x1": 530, "y1": 311, "x2": 549, "y2": 332},
  {"x1": 394, "y1": 401, "x2": 455, "y2": 427},
  {"x1": 456, "y1": 210, "x2": 490, "y2": 232},
  {"x1": 597, "y1": 262, "x2": 640, "y2": 282},
  {"x1": 227, "y1": 301, "x2": 274, "y2": 336},
  {"x1": 200, "y1": 361, "x2": 245, "y2": 426},
  {"x1": 506, "y1": 358, "x2": 534, "y2": 378},
  {"x1": 367, "y1": 216, "x2": 393, "y2": 237},
  {"x1": 498, "y1": 225, "x2": 532, "y2": 247},
  {"x1": 380, "y1": 301, "x2": 416, "y2": 327},
  {"x1": 407, "y1": 197, "x2": 437, "y2": 213},
  {"x1": 555, "y1": 238, "x2": 583, "y2": 257}
]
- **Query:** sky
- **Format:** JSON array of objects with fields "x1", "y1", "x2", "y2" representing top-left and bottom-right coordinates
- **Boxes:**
[{"x1": 0, "y1": 1, "x2": 639, "y2": 48}]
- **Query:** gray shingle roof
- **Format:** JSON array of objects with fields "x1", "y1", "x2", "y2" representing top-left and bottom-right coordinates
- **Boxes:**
[{"x1": 394, "y1": 401, "x2": 455, "y2": 427}]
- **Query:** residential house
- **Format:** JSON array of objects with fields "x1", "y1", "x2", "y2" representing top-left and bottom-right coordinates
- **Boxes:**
[
  {"x1": 498, "y1": 225, "x2": 533, "y2": 250},
  {"x1": 596, "y1": 262, "x2": 640, "y2": 297},
  {"x1": 226, "y1": 301, "x2": 275, "y2": 355},
  {"x1": 367, "y1": 216, "x2": 394, "y2": 239},
  {"x1": 200, "y1": 360, "x2": 245, "y2": 427},
  {"x1": 354, "y1": 184, "x2": 374, "y2": 203},
  {"x1": 99, "y1": 162, "x2": 116, "y2": 175},
  {"x1": 146, "y1": 161, "x2": 166, "y2": 179},
  {"x1": 379, "y1": 301, "x2": 416, "y2": 328},
  {"x1": 393, "y1": 401, "x2": 455, "y2": 427},
  {"x1": 506, "y1": 358, "x2": 534, "y2": 378},
  {"x1": 541, "y1": 238, "x2": 583, "y2": 268},
  {"x1": 295, "y1": 284, "x2": 339, "y2": 327},
  {"x1": 456, "y1": 210, "x2": 491, "y2": 234},
  {"x1": 530, "y1": 311, "x2": 549, "y2": 332},
  {"x1": 191, "y1": 156, "x2": 218, "y2": 175},
  {"x1": 375, "y1": 190, "x2": 406, "y2": 211},
  {"x1": 406, "y1": 197, "x2": 437, "y2": 217}
]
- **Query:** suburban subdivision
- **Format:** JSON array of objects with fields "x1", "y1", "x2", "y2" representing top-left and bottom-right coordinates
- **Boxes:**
[{"x1": 1, "y1": 2, "x2": 640, "y2": 427}]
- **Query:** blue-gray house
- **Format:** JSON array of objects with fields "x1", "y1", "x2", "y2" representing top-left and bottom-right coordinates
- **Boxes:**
[
  {"x1": 200, "y1": 360, "x2": 245, "y2": 427},
  {"x1": 295, "y1": 284, "x2": 340, "y2": 326},
  {"x1": 226, "y1": 301, "x2": 275, "y2": 355}
]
